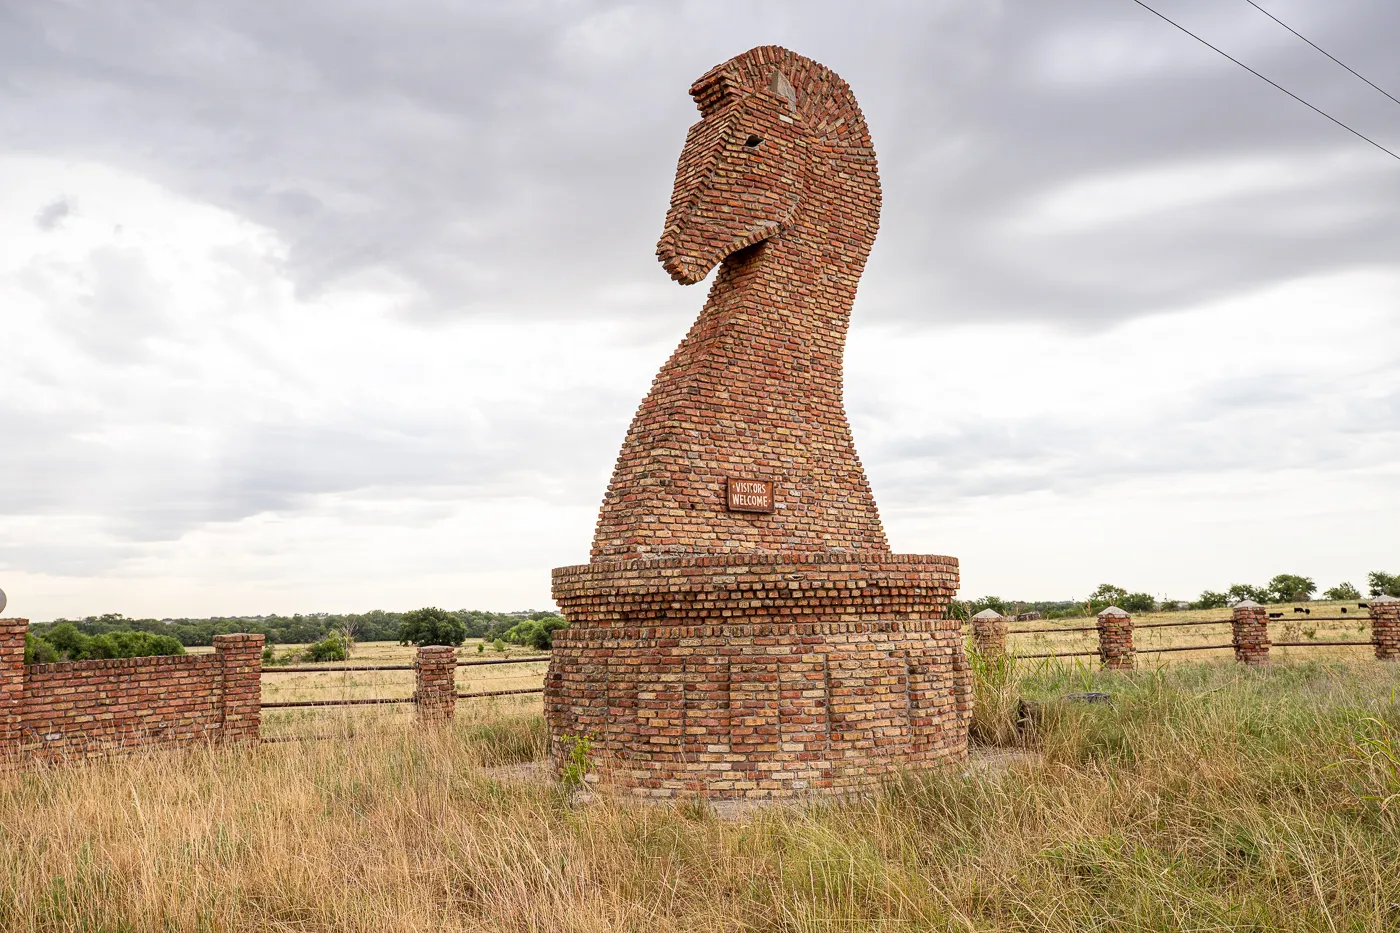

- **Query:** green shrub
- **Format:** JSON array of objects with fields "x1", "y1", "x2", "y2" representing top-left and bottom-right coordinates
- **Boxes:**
[
  {"x1": 30, "y1": 623, "x2": 184, "y2": 662},
  {"x1": 23, "y1": 632, "x2": 60, "y2": 665},
  {"x1": 302, "y1": 633, "x2": 349, "y2": 663},
  {"x1": 501, "y1": 615, "x2": 567, "y2": 651},
  {"x1": 398, "y1": 607, "x2": 467, "y2": 647}
]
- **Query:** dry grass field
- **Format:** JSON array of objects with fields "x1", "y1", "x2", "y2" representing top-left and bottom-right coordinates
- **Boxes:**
[{"x1": 7, "y1": 638, "x2": 1400, "y2": 930}]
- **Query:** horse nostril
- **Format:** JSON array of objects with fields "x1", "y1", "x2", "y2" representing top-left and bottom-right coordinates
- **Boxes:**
[{"x1": 743, "y1": 134, "x2": 763, "y2": 148}]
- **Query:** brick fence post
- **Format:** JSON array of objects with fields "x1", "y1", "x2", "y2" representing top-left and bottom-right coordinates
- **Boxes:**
[
  {"x1": 415, "y1": 645, "x2": 457, "y2": 724},
  {"x1": 214, "y1": 634, "x2": 265, "y2": 743},
  {"x1": 0, "y1": 619, "x2": 25, "y2": 758},
  {"x1": 971, "y1": 609, "x2": 1008, "y2": 659},
  {"x1": 1231, "y1": 599, "x2": 1270, "y2": 666},
  {"x1": 1371, "y1": 595, "x2": 1400, "y2": 661},
  {"x1": 1097, "y1": 607, "x2": 1135, "y2": 670}
]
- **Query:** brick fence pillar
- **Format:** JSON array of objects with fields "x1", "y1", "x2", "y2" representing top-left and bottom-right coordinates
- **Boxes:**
[
  {"x1": 1232, "y1": 599, "x2": 1270, "y2": 666},
  {"x1": 971, "y1": 609, "x2": 1008, "y2": 659},
  {"x1": 0, "y1": 619, "x2": 25, "y2": 758},
  {"x1": 214, "y1": 633, "x2": 265, "y2": 743},
  {"x1": 1371, "y1": 595, "x2": 1400, "y2": 661},
  {"x1": 415, "y1": 645, "x2": 457, "y2": 724},
  {"x1": 1097, "y1": 607, "x2": 1135, "y2": 670}
]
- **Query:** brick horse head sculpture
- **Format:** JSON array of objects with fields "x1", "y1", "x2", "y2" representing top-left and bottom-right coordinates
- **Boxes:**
[{"x1": 547, "y1": 46, "x2": 969, "y2": 799}]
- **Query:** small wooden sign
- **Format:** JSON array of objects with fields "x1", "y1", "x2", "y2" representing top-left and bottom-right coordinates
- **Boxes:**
[{"x1": 726, "y1": 477, "x2": 774, "y2": 513}]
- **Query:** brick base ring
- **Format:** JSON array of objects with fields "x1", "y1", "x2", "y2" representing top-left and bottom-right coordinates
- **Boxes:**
[{"x1": 546, "y1": 552, "x2": 969, "y2": 799}]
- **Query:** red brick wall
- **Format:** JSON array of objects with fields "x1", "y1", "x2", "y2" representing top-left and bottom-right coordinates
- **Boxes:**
[{"x1": 0, "y1": 621, "x2": 264, "y2": 762}]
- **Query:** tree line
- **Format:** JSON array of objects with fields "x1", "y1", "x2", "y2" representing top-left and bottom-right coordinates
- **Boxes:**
[
  {"x1": 26, "y1": 608, "x2": 568, "y2": 654},
  {"x1": 957, "y1": 570, "x2": 1400, "y2": 620}
]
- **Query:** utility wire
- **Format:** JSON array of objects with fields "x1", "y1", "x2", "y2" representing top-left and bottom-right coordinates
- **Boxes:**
[
  {"x1": 1242, "y1": 0, "x2": 1400, "y2": 110},
  {"x1": 1129, "y1": 0, "x2": 1400, "y2": 163}
]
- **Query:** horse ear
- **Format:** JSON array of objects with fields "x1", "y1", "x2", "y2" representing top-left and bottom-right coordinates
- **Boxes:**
[{"x1": 768, "y1": 70, "x2": 797, "y2": 111}]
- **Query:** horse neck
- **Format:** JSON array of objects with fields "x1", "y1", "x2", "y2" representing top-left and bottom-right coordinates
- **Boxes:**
[{"x1": 698, "y1": 163, "x2": 879, "y2": 348}]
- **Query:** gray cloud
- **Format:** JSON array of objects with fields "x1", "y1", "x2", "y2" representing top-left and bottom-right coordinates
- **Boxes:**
[
  {"x1": 868, "y1": 368, "x2": 1400, "y2": 503},
  {"x1": 3, "y1": 0, "x2": 1400, "y2": 601},
  {"x1": 4, "y1": 0, "x2": 1397, "y2": 327},
  {"x1": 33, "y1": 197, "x2": 71, "y2": 230}
]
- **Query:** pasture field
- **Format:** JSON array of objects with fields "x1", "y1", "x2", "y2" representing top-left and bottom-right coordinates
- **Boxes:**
[
  {"x1": 7, "y1": 649, "x2": 1400, "y2": 930},
  {"x1": 255, "y1": 640, "x2": 549, "y2": 738},
  {"x1": 991, "y1": 598, "x2": 1375, "y2": 664}
]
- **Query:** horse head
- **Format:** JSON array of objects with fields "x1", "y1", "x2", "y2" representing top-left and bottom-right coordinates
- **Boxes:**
[{"x1": 656, "y1": 62, "x2": 812, "y2": 285}]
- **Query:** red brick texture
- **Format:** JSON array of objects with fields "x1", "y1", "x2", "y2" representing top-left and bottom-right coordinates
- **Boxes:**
[
  {"x1": 1231, "y1": 600, "x2": 1270, "y2": 666},
  {"x1": 0, "y1": 619, "x2": 23, "y2": 753},
  {"x1": 1097, "y1": 608, "x2": 1135, "y2": 670},
  {"x1": 971, "y1": 610, "x2": 1008, "y2": 659},
  {"x1": 0, "y1": 621, "x2": 264, "y2": 762},
  {"x1": 549, "y1": 554, "x2": 966, "y2": 798},
  {"x1": 592, "y1": 46, "x2": 890, "y2": 559},
  {"x1": 1372, "y1": 595, "x2": 1400, "y2": 661},
  {"x1": 415, "y1": 645, "x2": 458, "y2": 724},
  {"x1": 547, "y1": 47, "x2": 967, "y2": 798}
]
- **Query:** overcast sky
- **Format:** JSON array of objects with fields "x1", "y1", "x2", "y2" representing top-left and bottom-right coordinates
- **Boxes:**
[{"x1": 3, "y1": 0, "x2": 1399, "y2": 621}]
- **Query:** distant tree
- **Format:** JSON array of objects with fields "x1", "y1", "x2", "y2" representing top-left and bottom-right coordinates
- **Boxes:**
[
  {"x1": 1369, "y1": 572, "x2": 1400, "y2": 598},
  {"x1": 1119, "y1": 592, "x2": 1156, "y2": 613},
  {"x1": 1323, "y1": 582, "x2": 1361, "y2": 601},
  {"x1": 1192, "y1": 591, "x2": 1231, "y2": 610},
  {"x1": 1090, "y1": 584, "x2": 1128, "y2": 605},
  {"x1": 1267, "y1": 574, "x2": 1316, "y2": 603},
  {"x1": 398, "y1": 607, "x2": 467, "y2": 647},
  {"x1": 1226, "y1": 583, "x2": 1270, "y2": 604}
]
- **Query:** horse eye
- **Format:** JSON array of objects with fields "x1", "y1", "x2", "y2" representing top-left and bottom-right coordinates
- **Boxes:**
[{"x1": 743, "y1": 134, "x2": 763, "y2": 148}]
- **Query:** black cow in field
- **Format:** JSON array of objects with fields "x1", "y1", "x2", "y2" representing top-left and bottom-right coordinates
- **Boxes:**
[{"x1": 1269, "y1": 612, "x2": 1284, "y2": 619}]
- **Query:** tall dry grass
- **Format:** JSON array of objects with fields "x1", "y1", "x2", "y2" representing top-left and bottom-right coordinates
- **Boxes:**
[{"x1": 6, "y1": 662, "x2": 1400, "y2": 930}]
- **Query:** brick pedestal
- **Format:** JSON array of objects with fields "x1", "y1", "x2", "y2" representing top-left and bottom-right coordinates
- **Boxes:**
[
  {"x1": 1232, "y1": 600, "x2": 1270, "y2": 666},
  {"x1": 971, "y1": 609, "x2": 1008, "y2": 659},
  {"x1": 1097, "y1": 607, "x2": 1135, "y2": 670},
  {"x1": 547, "y1": 553, "x2": 968, "y2": 799},
  {"x1": 415, "y1": 646, "x2": 457, "y2": 723},
  {"x1": 1371, "y1": 595, "x2": 1400, "y2": 661},
  {"x1": 214, "y1": 634, "x2": 265, "y2": 743},
  {"x1": 0, "y1": 619, "x2": 25, "y2": 758}
]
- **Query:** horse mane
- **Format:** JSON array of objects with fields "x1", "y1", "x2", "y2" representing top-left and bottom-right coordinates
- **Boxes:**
[{"x1": 688, "y1": 46, "x2": 874, "y2": 152}]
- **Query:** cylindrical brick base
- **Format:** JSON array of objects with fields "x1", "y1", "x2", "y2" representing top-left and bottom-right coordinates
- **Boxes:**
[
  {"x1": 1371, "y1": 595, "x2": 1400, "y2": 661},
  {"x1": 547, "y1": 552, "x2": 969, "y2": 799},
  {"x1": 414, "y1": 646, "x2": 457, "y2": 723},
  {"x1": 1097, "y1": 607, "x2": 1134, "y2": 670},
  {"x1": 1232, "y1": 600, "x2": 1270, "y2": 666},
  {"x1": 971, "y1": 609, "x2": 1008, "y2": 659}
]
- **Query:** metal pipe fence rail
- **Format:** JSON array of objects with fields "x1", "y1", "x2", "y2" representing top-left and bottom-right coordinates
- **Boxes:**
[
  {"x1": 259, "y1": 648, "x2": 550, "y2": 719},
  {"x1": 967, "y1": 598, "x2": 1400, "y2": 670}
]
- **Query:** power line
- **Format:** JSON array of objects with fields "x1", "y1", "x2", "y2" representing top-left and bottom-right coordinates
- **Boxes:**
[
  {"x1": 1129, "y1": 0, "x2": 1400, "y2": 163},
  {"x1": 1242, "y1": 0, "x2": 1400, "y2": 110}
]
